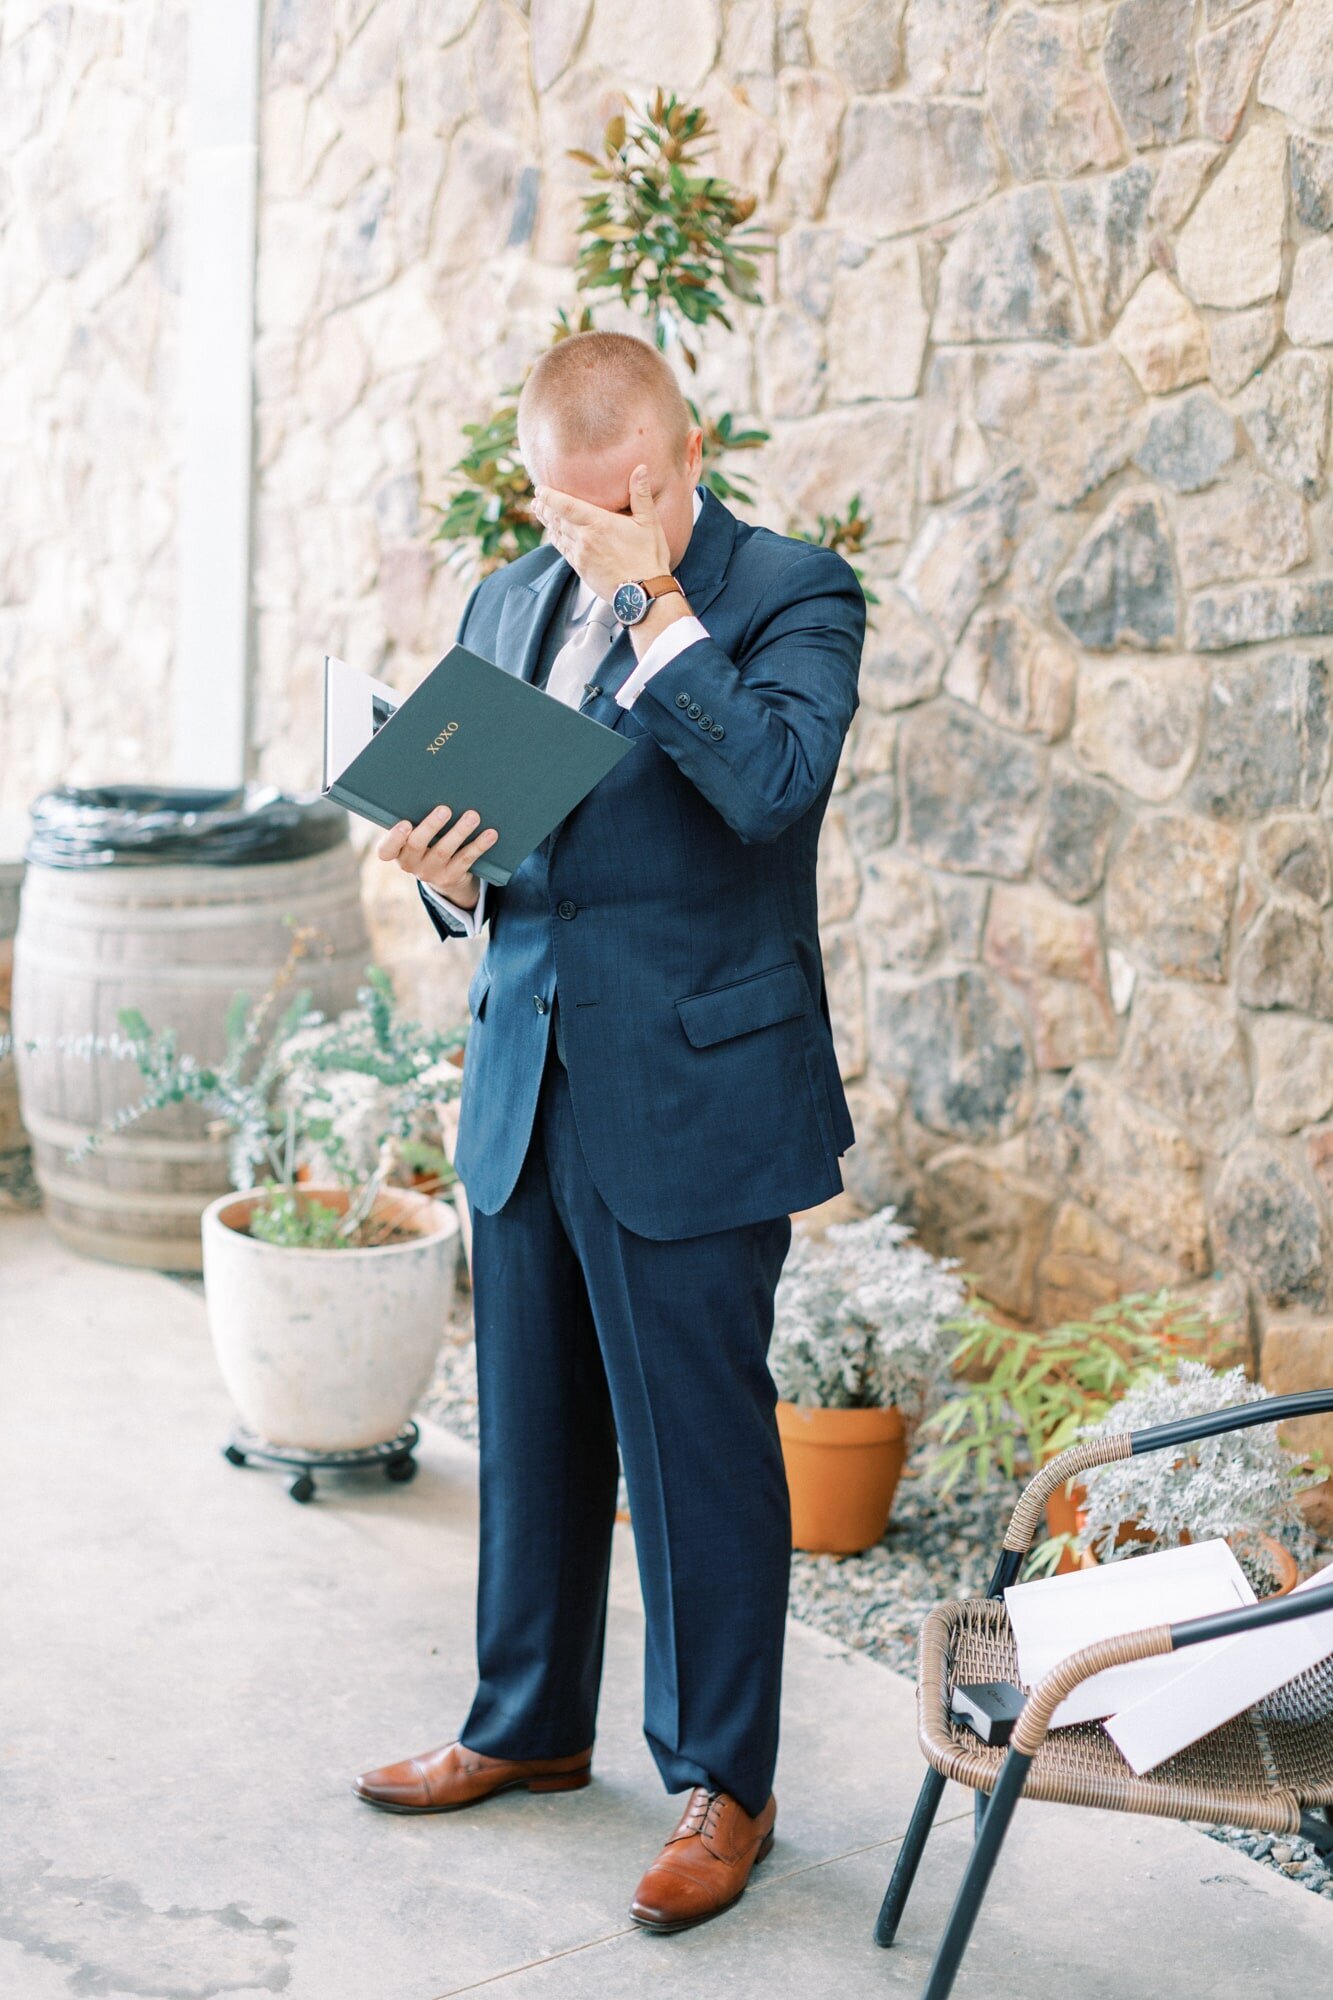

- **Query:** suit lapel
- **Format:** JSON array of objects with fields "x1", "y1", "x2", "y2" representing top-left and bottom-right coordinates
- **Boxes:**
[{"x1": 494, "y1": 551, "x2": 573, "y2": 688}]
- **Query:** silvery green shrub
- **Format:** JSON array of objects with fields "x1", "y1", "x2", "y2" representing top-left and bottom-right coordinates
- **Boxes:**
[
  {"x1": 769, "y1": 1204, "x2": 971, "y2": 1428},
  {"x1": 1074, "y1": 1359, "x2": 1322, "y2": 1569}
]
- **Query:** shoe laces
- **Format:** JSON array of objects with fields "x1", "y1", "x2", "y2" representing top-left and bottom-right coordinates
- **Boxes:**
[{"x1": 677, "y1": 1784, "x2": 726, "y2": 1843}]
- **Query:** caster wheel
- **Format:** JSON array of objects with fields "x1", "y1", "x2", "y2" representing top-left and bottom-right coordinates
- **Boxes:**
[
  {"x1": 385, "y1": 1454, "x2": 417, "y2": 1484},
  {"x1": 289, "y1": 1473, "x2": 316, "y2": 1503},
  {"x1": 223, "y1": 1443, "x2": 248, "y2": 1467}
]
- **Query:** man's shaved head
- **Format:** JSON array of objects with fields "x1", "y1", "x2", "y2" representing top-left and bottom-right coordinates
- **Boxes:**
[{"x1": 517, "y1": 329, "x2": 693, "y2": 480}]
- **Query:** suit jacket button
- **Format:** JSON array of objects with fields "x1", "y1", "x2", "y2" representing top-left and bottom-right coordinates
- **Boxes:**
[
  {"x1": 699, "y1": 713, "x2": 712, "y2": 730},
  {"x1": 710, "y1": 723, "x2": 725, "y2": 740},
  {"x1": 688, "y1": 702, "x2": 702, "y2": 719},
  {"x1": 557, "y1": 899, "x2": 578, "y2": 919},
  {"x1": 533, "y1": 994, "x2": 548, "y2": 1013},
  {"x1": 675, "y1": 692, "x2": 690, "y2": 710}
]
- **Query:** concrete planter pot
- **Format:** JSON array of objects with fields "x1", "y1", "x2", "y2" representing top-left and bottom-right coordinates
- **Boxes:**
[
  {"x1": 776, "y1": 1400, "x2": 907, "y2": 1555},
  {"x1": 201, "y1": 1184, "x2": 459, "y2": 1451}
]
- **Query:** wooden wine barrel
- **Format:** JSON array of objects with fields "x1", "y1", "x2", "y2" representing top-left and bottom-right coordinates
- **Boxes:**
[{"x1": 11, "y1": 840, "x2": 371, "y2": 1270}]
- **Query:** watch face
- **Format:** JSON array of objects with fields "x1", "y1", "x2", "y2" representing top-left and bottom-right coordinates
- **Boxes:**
[{"x1": 613, "y1": 580, "x2": 648, "y2": 625}]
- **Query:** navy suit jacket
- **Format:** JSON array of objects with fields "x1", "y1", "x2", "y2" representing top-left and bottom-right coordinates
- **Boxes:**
[{"x1": 419, "y1": 483, "x2": 866, "y2": 1239}]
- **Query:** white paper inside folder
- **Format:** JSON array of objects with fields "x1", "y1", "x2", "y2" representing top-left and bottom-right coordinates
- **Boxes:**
[
  {"x1": 1004, "y1": 1538, "x2": 1257, "y2": 1732},
  {"x1": 322, "y1": 653, "x2": 400, "y2": 793}
]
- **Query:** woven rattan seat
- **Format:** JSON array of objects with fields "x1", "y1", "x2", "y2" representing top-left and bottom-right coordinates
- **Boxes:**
[
  {"x1": 918, "y1": 1595, "x2": 1333, "y2": 1834},
  {"x1": 874, "y1": 1388, "x2": 1333, "y2": 2000}
]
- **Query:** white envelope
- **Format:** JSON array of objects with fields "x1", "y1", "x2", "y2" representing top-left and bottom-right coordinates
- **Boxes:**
[
  {"x1": 1004, "y1": 1539, "x2": 1256, "y2": 1730},
  {"x1": 1106, "y1": 1557, "x2": 1333, "y2": 1776}
]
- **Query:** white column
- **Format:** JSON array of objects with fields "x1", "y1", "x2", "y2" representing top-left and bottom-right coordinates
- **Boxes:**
[{"x1": 170, "y1": 0, "x2": 262, "y2": 788}]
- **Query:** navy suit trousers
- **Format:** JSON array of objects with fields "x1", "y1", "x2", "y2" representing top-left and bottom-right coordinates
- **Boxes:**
[{"x1": 459, "y1": 1029, "x2": 794, "y2": 1820}]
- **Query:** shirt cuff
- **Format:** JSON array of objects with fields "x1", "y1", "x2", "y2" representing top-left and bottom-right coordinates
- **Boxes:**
[
  {"x1": 422, "y1": 878, "x2": 487, "y2": 936},
  {"x1": 615, "y1": 614, "x2": 710, "y2": 710}
]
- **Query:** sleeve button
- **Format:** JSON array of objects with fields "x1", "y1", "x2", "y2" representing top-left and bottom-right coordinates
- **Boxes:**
[
  {"x1": 675, "y1": 692, "x2": 691, "y2": 710},
  {"x1": 710, "y1": 723, "x2": 725, "y2": 740},
  {"x1": 698, "y1": 714, "x2": 712, "y2": 730},
  {"x1": 688, "y1": 702, "x2": 702, "y2": 719}
]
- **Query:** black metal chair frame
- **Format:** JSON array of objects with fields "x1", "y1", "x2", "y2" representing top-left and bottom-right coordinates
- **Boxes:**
[{"x1": 874, "y1": 1389, "x2": 1333, "y2": 2000}]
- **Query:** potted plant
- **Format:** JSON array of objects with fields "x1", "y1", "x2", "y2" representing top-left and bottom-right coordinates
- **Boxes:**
[
  {"x1": 769, "y1": 1205, "x2": 971, "y2": 1555},
  {"x1": 67, "y1": 940, "x2": 466, "y2": 1454},
  {"x1": 921, "y1": 1289, "x2": 1216, "y2": 1570},
  {"x1": 1047, "y1": 1359, "x2": 1328, "y2": 1597}
]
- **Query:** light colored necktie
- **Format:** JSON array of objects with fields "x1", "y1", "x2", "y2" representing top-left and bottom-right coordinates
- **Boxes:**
[{"x1": 543, "y1": 592, "x2": 619, "y2": 709}]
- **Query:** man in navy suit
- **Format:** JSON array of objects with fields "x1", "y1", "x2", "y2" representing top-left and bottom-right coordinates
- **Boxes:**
[{"x1": 356, "y1": 331, "x2": 865, "y2": 1931}]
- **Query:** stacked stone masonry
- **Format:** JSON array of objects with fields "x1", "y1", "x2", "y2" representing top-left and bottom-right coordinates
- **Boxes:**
[{"x1": 8, "y1": 1, "x2": 1333, "y2": 1459}]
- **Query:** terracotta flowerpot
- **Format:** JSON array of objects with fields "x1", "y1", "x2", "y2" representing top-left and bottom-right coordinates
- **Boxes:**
[
  {"x1": 776, "y1": 1400, "x2": 907, "y2": 1555},
  {"x1": 1044, "y1": 1472, "x2": 1087, "y2": 1576},
  {"x1": 1045, "y1": 1478, "x2": 1152, "y2": 1574}
]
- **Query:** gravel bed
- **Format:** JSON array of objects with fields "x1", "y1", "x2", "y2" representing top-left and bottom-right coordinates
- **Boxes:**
[{"x1": 787, "y1": 1470, "x2": 1014, "y2": 1674}]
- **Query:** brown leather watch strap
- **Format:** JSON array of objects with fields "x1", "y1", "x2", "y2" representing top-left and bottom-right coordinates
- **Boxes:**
[{"x1": 642, "y1": 574, "x2": 685, "y2": 600}]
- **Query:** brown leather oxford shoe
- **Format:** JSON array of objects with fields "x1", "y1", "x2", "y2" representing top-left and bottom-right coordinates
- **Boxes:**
[
  {"x1": 352, "y1": 1739, "x2": 593, "y2": 1813},
  {"x1": 629, "y1": 1785, "x2": 776, "y2": 1933}
]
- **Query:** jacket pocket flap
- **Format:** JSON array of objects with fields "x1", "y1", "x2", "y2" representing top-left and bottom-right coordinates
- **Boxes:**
[{"x1": 674, "y1": 961, "x2": 810, "y2": 1049}]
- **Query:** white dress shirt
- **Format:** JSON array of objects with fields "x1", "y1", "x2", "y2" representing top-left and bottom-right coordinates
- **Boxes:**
[{"x1": 424, "y1": 486, "x2": 709, "y2": 937}]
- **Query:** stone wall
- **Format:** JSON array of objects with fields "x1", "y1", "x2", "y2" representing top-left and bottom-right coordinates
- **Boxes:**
[
  {"x1": 795, "y1": 2, "x2": 1333, "y2": 1416},
  {"x1": 0, "y1": 1, "x2": 186, "y2": 821},
  {"x1": 12, "y1": 2, "x2": 1333, "y2": 1421}
]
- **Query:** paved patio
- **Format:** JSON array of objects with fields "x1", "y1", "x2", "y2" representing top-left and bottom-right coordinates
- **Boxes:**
[{"x1": 2, "y1": 1206, "x2": 1330, "y2": 2000}]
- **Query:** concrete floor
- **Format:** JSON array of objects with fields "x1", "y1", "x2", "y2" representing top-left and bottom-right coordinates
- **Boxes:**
[{"x1": 2, "y1": 1207, "x2": 1330, "y2": 2000}]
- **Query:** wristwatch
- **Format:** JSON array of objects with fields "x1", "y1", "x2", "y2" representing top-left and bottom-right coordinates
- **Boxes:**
[{"x1": 612, "y1": 574, "x2": 685, "y2": 626}]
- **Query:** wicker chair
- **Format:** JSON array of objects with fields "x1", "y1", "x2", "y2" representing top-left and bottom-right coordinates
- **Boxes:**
[{"x1": 875, "y1": 1389, "x2": 1333, "y2": 2000}]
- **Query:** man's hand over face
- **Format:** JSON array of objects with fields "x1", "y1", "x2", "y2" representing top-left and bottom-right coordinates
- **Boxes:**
[
  {"x1": 531, "y1": 463, "x2": 673, "y2": 601},
  {"x1": 377, "y1": 805, "x2": 497, "y2": 910}
]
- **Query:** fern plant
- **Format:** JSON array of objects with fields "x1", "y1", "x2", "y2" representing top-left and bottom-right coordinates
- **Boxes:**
[{"x1": 921, "y1": 1289, "x2": 1218, "y2": 1496}]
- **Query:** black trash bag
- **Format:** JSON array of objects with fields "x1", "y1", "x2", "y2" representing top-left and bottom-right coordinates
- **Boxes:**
[{"x1": 24, "y1": 784, "x2": 350, "y2": 868}]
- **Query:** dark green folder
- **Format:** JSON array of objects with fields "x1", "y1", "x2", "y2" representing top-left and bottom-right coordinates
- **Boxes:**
[{"x1": 324, "y1": 643, "x2": 635, "y2": 887}]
